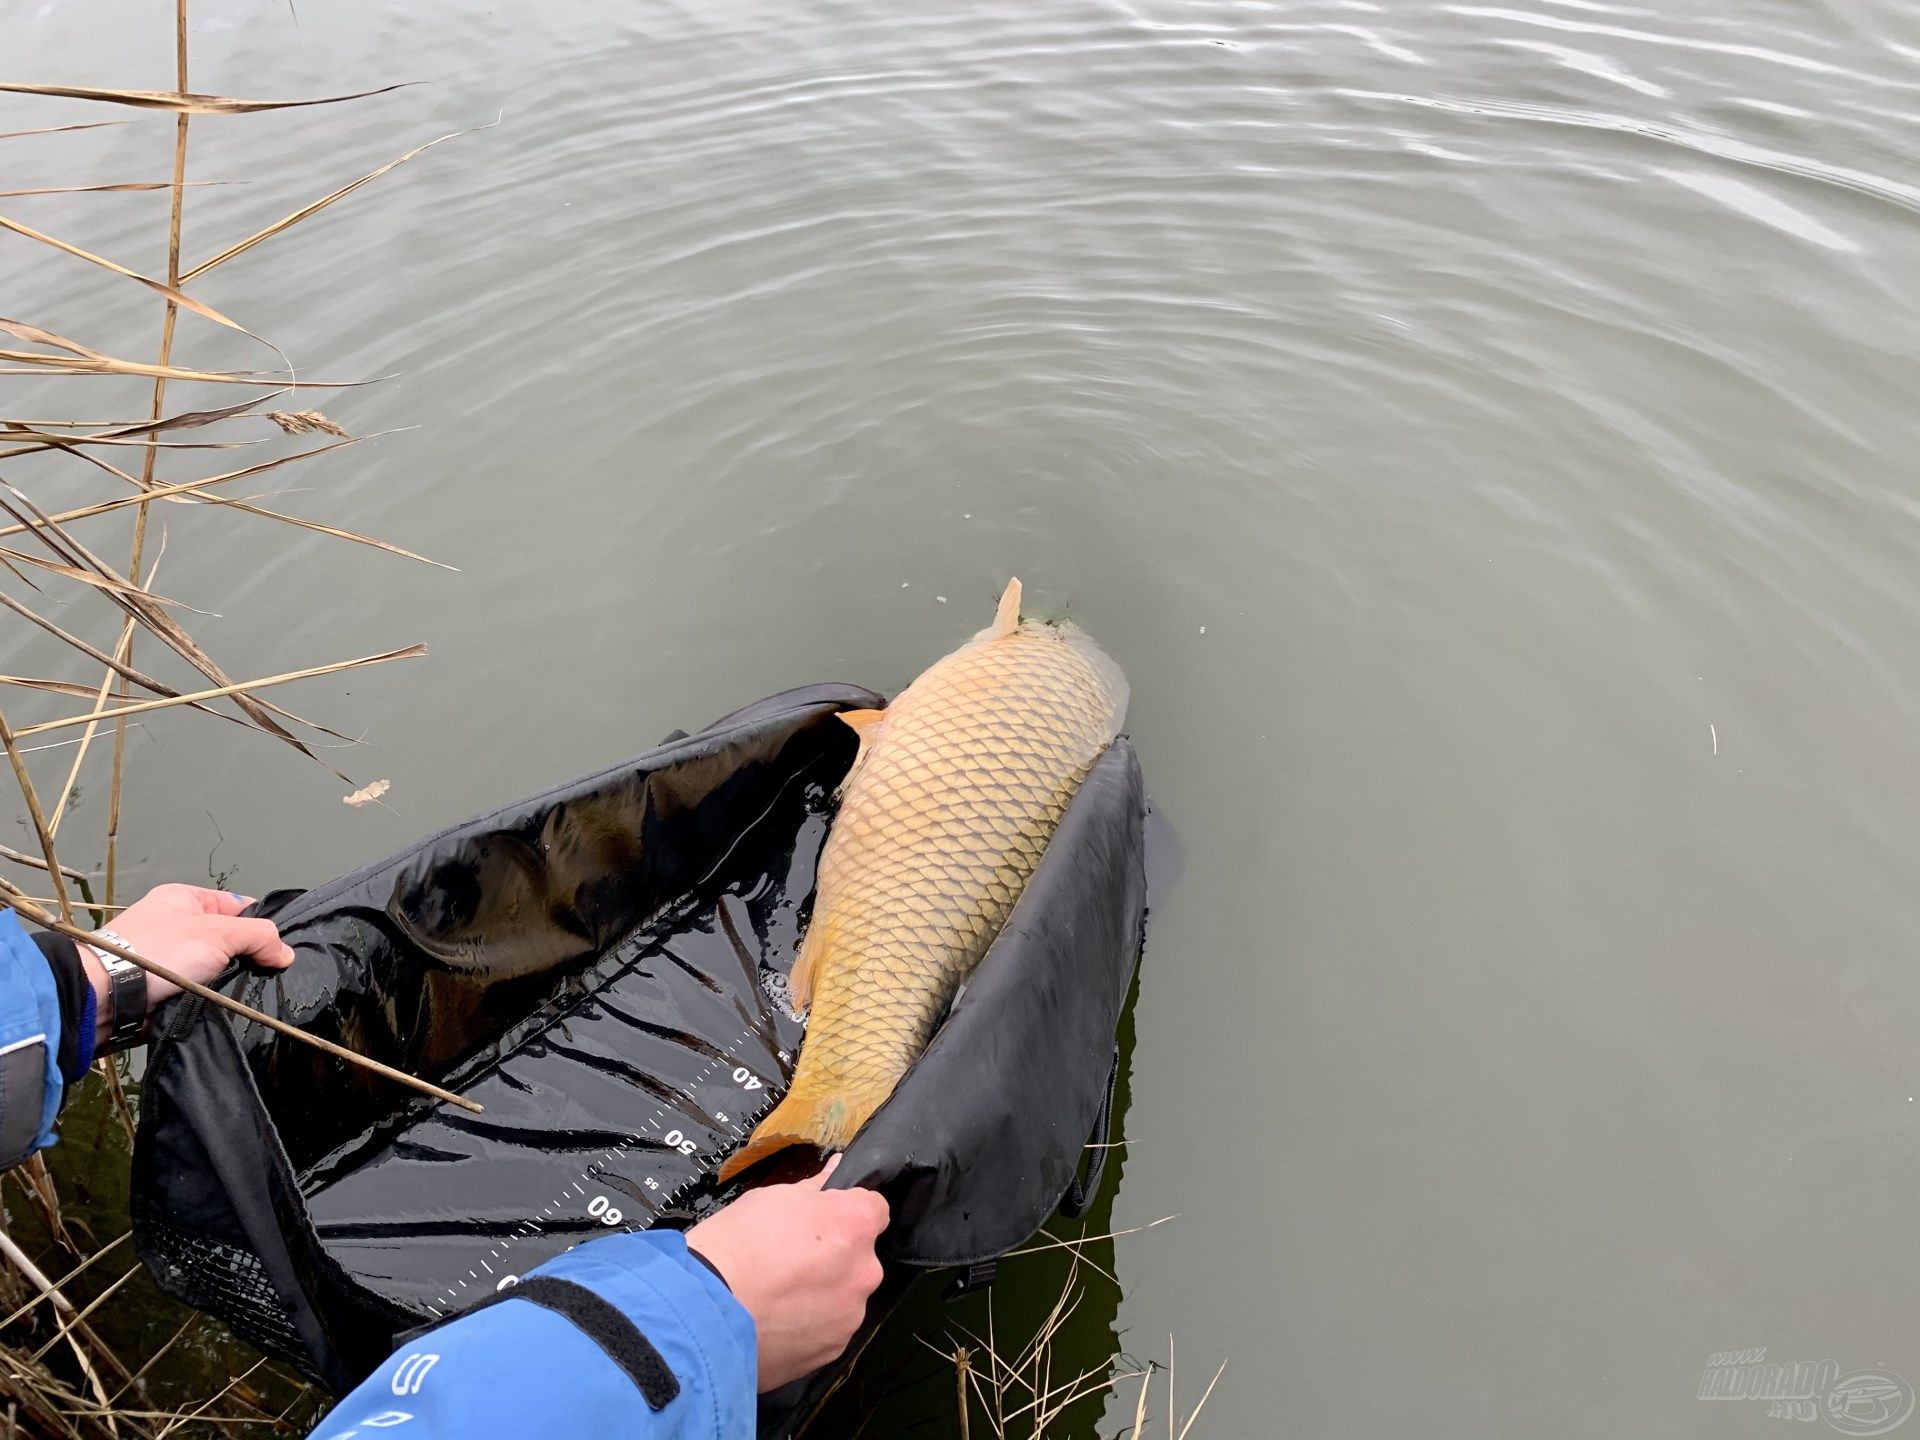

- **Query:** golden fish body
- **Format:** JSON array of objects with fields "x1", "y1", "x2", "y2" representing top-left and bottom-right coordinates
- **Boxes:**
[{"x1": 718, "y1": 578, "x2": 1127, "y2": 1180}]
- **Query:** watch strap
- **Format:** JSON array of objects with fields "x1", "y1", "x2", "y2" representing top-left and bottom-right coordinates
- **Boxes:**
[{"x1": 90, "y1": 929, "x2": 148, "y2": 1053}]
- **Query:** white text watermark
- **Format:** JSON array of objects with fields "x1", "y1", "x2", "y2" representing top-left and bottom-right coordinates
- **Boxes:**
[{"x1": 1699, "y1": 1349, "x2": 1913, "y2": 1435}]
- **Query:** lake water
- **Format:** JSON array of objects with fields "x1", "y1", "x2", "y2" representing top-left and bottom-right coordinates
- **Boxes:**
[{"x1": 7, "y1": 0, "x2": 1920, "y2": 1434}]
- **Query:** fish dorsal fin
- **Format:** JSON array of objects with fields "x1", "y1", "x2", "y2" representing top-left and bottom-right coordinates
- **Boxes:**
[
  {"x1": 988, "y1": 576, "x2": 1023, "y2": 640},
  {"x1": 835, "y1": 707, "x2": 887, "y2": 792},
  {"x1": 837, "y1": 708, "x2": 886, "y2": 761}
]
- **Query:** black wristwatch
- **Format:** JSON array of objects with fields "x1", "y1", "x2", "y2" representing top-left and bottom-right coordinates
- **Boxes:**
[{"x1": 89, "y1": 929, "x2": 149, "y2": 1053}]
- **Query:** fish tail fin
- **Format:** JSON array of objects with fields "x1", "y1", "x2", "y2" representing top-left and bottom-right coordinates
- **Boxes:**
[
  {"x1": 716, "y1": 1074, "x2": 881, "y2": 1184},
  {"x1": 714, "y1": 1124, "x2": 815, "y2": 1185}
]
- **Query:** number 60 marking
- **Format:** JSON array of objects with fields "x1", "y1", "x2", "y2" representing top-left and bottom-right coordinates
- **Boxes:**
[{"x1": 586, "y1": 1194, "x2": 623, "y2": 1226}]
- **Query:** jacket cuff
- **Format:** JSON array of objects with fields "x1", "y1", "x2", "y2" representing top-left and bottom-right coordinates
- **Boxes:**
[
  {"x1": 0, "y1": 915, "x2": 64, "y2": 1166},
  {"x1": 532, "y1": 1230, "x2": 757, "y2": 1434},
  {"x1": 31, "y1": 933, "x2": 95, "y2": 1085}
]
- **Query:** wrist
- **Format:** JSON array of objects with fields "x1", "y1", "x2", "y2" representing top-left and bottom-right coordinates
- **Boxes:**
[{"x1": 77, "y1": 943, "x2": 112, "y2": 1052}]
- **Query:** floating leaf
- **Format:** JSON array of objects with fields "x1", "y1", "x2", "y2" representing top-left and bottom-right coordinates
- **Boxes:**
[{"x1": 343, "y1": 778, "x2": 390, "y2": 808}]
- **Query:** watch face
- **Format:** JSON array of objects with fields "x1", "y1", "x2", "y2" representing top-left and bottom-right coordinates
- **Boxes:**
[{"x1": 107, "y1": 958, "x2": 147, "y2": 1042}]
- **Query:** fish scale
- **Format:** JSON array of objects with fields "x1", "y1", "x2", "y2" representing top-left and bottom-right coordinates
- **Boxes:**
[{"x1": 718, "y1": 578, "x2": 1127, "y2": 1181}]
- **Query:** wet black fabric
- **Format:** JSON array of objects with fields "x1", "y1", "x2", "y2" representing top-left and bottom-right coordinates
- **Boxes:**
[{"x1": 130, "y1": 683, "x2": 1147, "y2": 1429}]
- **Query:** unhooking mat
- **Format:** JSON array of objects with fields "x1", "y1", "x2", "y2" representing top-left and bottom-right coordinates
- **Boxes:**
[{"x1": 129, "y1": 683, "x2": 1147, "y2": 1434}]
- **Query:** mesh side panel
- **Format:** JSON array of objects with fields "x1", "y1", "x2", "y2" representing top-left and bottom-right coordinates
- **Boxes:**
[{"x1": 142, "y1": 1215, "x2": 315, "y2": 1381}]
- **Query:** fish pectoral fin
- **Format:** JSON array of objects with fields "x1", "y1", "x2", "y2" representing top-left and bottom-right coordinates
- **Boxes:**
[
  {"x1": 787, "y1": 913, "x2": 830, "y2": 1012},
  {"x1": 988, "y1": 576, "x2": 1023, "y2": 640}
]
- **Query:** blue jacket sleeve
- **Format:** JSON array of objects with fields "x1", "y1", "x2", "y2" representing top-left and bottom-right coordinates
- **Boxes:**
[
  {"x1": 313, "y1": 1231, "x2": 757, "y2": 1440},
  {"x1": 0, "y1": 910, "x2": 65, "y2": 1170}
]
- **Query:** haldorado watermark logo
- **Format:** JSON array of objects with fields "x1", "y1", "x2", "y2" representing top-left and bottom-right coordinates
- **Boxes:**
[{"x1": 1700, "y1": 1348, "x2": 1914, "y2": 1435}]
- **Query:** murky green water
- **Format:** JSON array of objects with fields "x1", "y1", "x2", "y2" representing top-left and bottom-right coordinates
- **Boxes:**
[{"x1": 8, "y1": 0, "x2": 1920, "y2": 1434}]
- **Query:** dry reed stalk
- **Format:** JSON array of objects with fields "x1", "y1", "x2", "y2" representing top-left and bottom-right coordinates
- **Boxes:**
[
  {"x1": 0, "y1": 1234, "x2": 75, "y2": 1320},
  {"x1": 0, "y1": 1238, "x2": 128, "y2": 1333},
  {"x1": 897, "y1": 1219, "x2": 1225, "y2": 1440},
  {"x1": 0, "y1": 3, "x2": 491, "y2": 1426},
  {"x1": 0, "y1": 847, "x2": 90, "y2": 883},
  {"x1": 48, "y1": 581, "x2": 151, "y2": 843},
  {"x1": 106, "y1": 0, "x2": 191, "y2": 914}
]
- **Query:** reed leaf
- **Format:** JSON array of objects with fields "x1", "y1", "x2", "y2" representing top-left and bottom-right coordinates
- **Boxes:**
[
  {"x1": 0, "y1": 80, "x2": 412, "y2": 114},
  {"x1": 0, "y1": 314, "x2": 105, "y2": 357},
  {"x1": 0, "y1": 212, "x2": 251, "y2": 335},
  {"x1": 0, "y1": 435, "x2": 368, "y2": 538},
  {"x1": 0, "y1": 547, "x2": 205, "y2": 610},
  {"x1": 0, "y1": 674, "x2": 109, "y2": 700},
  {"x1": 182, "y1": 118, "x2": 494, "y2": 282},
  {"x1": 9, "y1": 644, "x2": 427, "y2": 738},
  {"x1": 0, "y1": 180, "x2": 231, "y2": 198},
  {"x1": 210, "y1": 495, "x2": 456, "y2": 569},
  {"x1": 0, "y1": 120, "x2": 126, "y2": 140},
  {"x1": 0, "y1": 348, "x2": 333, "y2": 385},
  {"x1": 0, "y1": 481, "x2": 337, "y2": 761},
  {"x1": 0, "y1": 590, "x2": 198, "y2": 700}
]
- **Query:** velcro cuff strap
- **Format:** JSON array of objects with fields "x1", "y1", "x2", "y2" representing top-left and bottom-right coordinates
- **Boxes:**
[
  {"x1": 452, "y1": 1276, "x2": 681, "y2": 1412},
  {"x1": 0, "y1": 1035, "x2": 48, "y2": 1171}
]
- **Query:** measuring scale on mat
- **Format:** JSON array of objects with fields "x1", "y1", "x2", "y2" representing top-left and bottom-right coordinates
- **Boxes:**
[{"x1": 301, "y1": 810, "x2": 826, "y2": 1320}]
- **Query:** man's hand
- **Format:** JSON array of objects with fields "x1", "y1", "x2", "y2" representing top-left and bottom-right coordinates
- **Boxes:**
[
  {"x1": 687, "y1": 1155, "x2": 889, "y2": 1392},
  {"x1": 83, "y1": 885, "x2": 296, "y2": 1042}
]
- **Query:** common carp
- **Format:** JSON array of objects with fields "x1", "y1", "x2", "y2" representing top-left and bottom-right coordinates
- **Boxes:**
[{"x1": 717, "y1": 577, "x2": 1128, "y2": 1182}]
